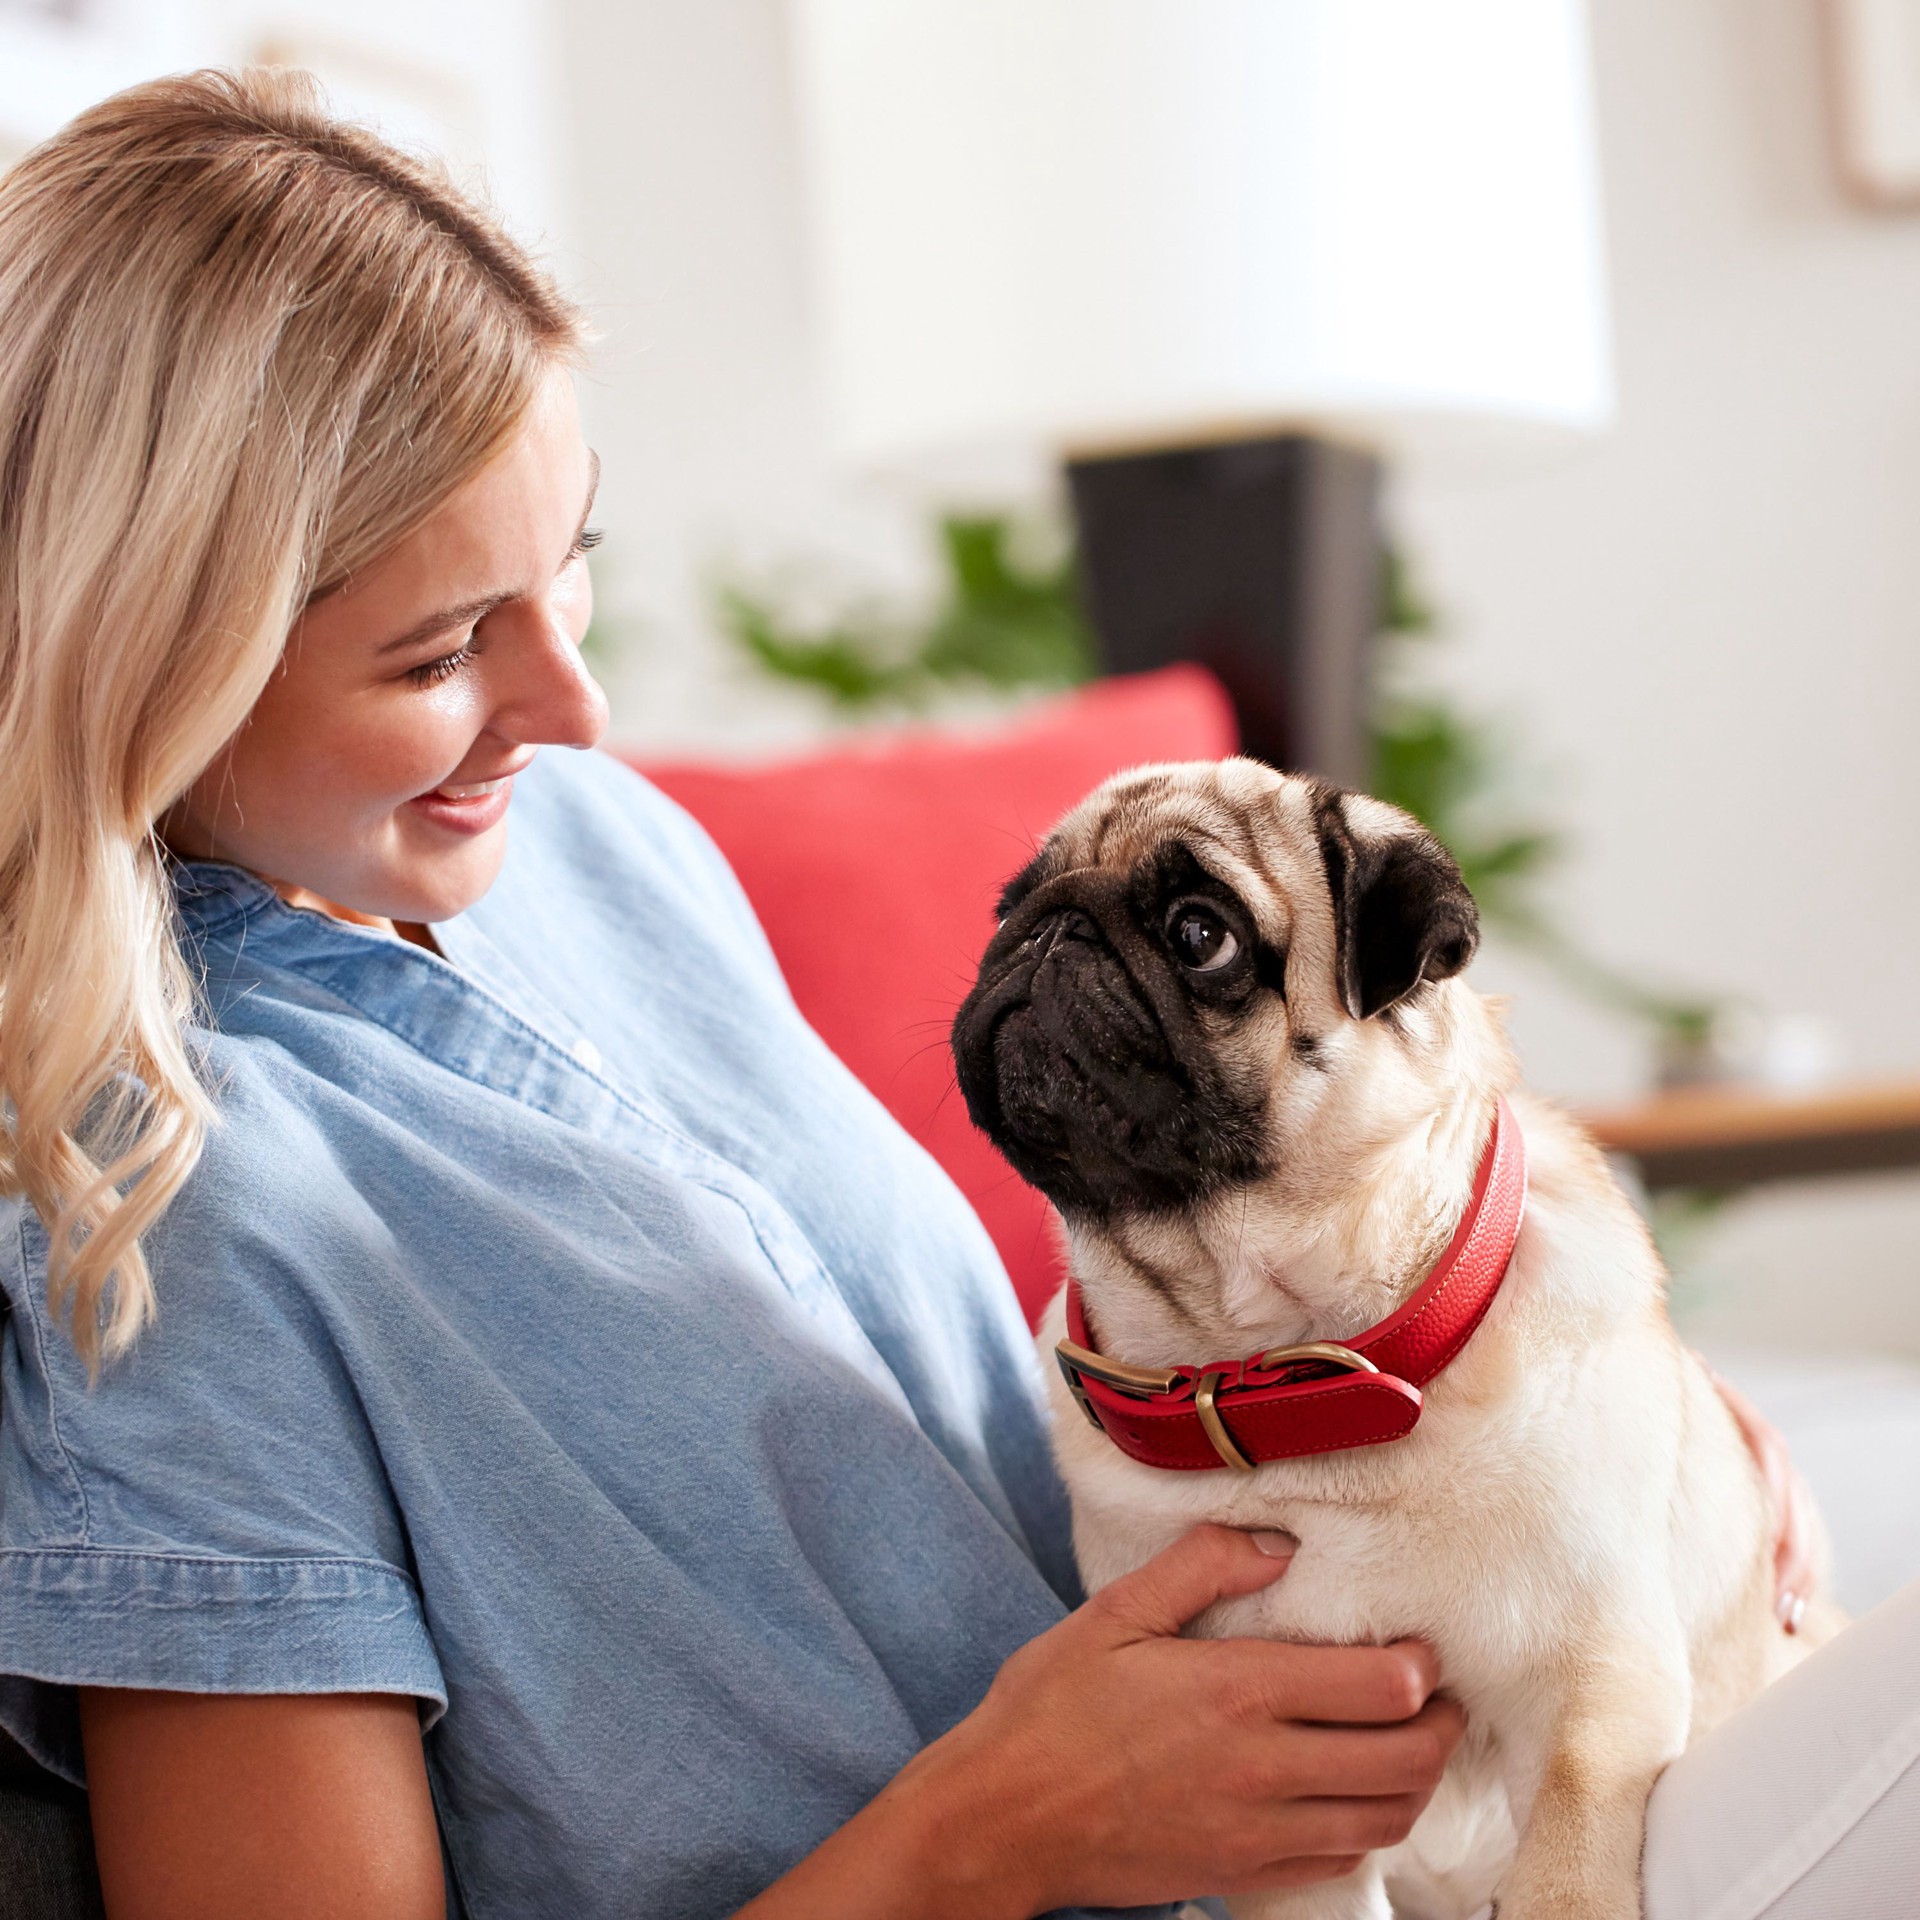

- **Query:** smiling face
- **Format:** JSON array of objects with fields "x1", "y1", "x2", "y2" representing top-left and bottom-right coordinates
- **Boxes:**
[{"x1": 163, "y1": 365, "x2": 608, "y2": 927}]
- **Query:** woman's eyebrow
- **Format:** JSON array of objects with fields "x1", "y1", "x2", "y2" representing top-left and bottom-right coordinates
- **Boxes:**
[
  {"x1": 374, "y1": 452, "x2": 602, "y2": 657},
  {"x1": 374, "y1": 591, "x2": 511, "y2": 656}
]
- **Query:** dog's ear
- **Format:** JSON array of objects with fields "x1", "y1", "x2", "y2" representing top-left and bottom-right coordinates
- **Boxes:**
[{"x1": 1313, "y1": 787, "x2": 1479, "y2": 1019}]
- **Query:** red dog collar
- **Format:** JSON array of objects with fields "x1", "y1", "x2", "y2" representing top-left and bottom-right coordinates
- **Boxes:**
[{"x1": 1056, "y1": 1098, "x2": 1528, "y2": 1471}]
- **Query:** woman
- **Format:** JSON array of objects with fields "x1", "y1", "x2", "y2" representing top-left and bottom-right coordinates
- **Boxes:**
[{"x1": 0, "y1": 69, "x2": 1875, "y2": 1920}]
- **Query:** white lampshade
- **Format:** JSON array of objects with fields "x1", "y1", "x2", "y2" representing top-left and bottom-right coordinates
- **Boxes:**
[{"x1": 788, "y1": 0, "x2": 1613, "y2": 479}]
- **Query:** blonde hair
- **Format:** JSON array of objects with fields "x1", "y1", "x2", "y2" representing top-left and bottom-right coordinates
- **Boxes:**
[{"x1": 0, "y1": 68, "x2": 586, "y2": 1368}]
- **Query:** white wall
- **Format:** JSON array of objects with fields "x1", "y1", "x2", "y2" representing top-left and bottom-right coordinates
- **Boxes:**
[
  {"x1": 0, "y1": 0, "x2": 561, "y2": 241},
  {"x1": 550, "y1": 0, "x2": 935, "y2": 755},
  {"x1": 553, "y1": 0, "x2": 1920, "y2": 1356},
  {"x1": 1397, "y1": 0, "x2": 1920, "y2": 1355}
]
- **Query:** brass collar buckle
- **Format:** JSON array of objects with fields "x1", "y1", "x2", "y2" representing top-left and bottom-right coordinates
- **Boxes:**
[
  {"x1": 1054, "y1": 1335, "x2": 1380, "y2": 1471},
  {"x1": 1053, "y1": 1339, "x2": 1181, "y2": 1430}
]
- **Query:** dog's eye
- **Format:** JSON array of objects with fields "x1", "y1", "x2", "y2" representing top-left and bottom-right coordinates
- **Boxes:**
[{"x1": 1166, "y1": 901, "x2": 1240, "y2": 973}]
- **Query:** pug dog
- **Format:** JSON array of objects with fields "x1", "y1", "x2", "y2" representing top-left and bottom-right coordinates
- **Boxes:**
[{"x1": 951, "y1": 759, "x2": 1838, "y2": 1920}]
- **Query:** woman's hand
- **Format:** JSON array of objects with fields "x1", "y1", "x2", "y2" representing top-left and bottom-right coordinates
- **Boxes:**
[
  {"x1": 1703, "y1": 1360, "x2": 1817, "y2": 1632},
  {"x1": 738, "y1": 1524, "x2": 1464, "y2": 1920}
]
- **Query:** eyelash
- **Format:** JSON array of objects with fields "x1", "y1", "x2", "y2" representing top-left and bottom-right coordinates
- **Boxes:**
[
  {"x1": 409, "y1": 644, "x2": 474, "y2": 687},
  {"x1": 406, "y1": 528, "x2": 605, "y2": 686}
]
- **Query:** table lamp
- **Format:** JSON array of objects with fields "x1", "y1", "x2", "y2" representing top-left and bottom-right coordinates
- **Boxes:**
[{"x1": 786, "y1": 0, "x2": 1613, "y2": 783}]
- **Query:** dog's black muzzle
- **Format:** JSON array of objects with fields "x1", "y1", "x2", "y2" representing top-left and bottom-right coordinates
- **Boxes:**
[{"x1": 951, "y1": 873, "x2": 1268, "y2": 1215}]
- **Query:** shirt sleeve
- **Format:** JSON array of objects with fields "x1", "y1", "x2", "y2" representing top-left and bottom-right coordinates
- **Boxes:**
[{"x1": 0, "y1": 1109, "x2": 446, "y2": 1787}]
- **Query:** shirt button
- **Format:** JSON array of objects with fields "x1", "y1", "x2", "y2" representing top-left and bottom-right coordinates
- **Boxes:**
[{"x1": 571, "y1": 1037, "x2": 603, "y2": 1073}]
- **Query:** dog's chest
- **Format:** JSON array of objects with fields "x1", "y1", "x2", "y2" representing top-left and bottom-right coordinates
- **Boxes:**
[
  {"x1": 1195, "y1": 1497, "x2": 1538, "y2": 1688},
  {"x1": 1060, "y1": 1391, "x2": 1601, "y2": 1697}
]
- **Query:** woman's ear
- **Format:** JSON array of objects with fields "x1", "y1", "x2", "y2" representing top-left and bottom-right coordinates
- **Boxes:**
[{"x1": 1313, "y1": 787, "x2": 1479, "y2": 1019}]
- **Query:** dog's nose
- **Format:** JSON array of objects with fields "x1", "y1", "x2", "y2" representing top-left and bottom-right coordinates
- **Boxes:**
[{"x1": 1032, "y1": 906, "x2": 1102, "y2": 956}]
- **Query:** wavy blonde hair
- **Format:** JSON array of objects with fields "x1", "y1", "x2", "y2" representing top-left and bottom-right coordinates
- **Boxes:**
[{"x1": 0, "y1": 68, "x2": 586, "y2": 1369}]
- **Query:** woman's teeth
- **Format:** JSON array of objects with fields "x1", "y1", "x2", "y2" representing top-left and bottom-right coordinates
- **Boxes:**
[{"x1": 431, "y1": 775, "x2": 510, "y2": 801}]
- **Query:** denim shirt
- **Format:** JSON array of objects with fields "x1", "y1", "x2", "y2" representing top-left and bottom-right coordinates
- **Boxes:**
[{"x1": 0, "y1": 748, "x2": 1142, "y2": 1918}]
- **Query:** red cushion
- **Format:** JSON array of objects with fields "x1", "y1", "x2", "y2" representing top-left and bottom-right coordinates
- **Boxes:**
[{"x1": 633, "y1": 666, "x2": 1239, "y2": 1327}]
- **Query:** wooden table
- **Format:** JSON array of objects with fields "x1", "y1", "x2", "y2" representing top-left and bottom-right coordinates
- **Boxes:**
[{"x1": 1578, "y1": 1081, "x2": 1920, "y2": 1192}]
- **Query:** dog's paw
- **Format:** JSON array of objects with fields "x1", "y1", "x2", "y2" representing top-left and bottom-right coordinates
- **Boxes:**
[
  {"x1": 1489, "y1": 1877, "x2": 1638, "y2": 1920},
  {"x1": 1491, "y1": 1849, "x2": 1642, "y2": 1920}
]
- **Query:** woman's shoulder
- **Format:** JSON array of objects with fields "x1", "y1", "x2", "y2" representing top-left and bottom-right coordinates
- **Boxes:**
[{"x1": 1, "y1": 1047, "x2": 409, "y2": 1375}]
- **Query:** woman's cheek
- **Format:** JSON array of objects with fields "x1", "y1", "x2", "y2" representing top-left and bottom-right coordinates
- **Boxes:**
[{"x1": 371, "y1": 681, "x2": 488, "y2": 801}]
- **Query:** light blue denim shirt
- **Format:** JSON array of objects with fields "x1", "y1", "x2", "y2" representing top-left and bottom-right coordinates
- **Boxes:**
[{"x1": 0, "y1": 748, "x2": 1159, "y2": 1918}]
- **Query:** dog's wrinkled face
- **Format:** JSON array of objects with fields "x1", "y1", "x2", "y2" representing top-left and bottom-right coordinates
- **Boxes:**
[{"x1": 951, "y1": 759, "x2": 1479, "y2": 1219}]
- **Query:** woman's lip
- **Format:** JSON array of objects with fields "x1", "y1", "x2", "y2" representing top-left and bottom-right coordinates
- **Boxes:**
[
  {"x1": 430, "y1": 774, "x2": 513, "y2": 801},
  {"x1": 407, "y1": 774, "x2": 515, "y2": 836}
]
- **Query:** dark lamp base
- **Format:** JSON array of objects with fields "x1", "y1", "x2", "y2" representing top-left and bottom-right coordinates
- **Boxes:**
[{"x1": 1064, "y1": 432, "x2": 1382, "y2": 787}]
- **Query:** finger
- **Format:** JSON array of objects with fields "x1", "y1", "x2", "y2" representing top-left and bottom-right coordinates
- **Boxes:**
[
  {"x1": 1259, "y1": 1697, "x2": 1466, "y2": 1797},
  {"x1": 1228, "y1": 1854, "x2": 1368, "y2": 1894},
  {"x1": 1704, "y1": 1361, "x2": 1789, "y2": 1518},
  {"x1": 1776, "y1": 1466, "x2": 1818, "y2": 1630},
  {"x1": 1091, "y1": 1524, "x2": 1295, "y2": 1640},
  {"x1": 1264, "y1": 1789, "x2": 1432, "y2": 1859},
  {"x1": 1702, "y1": 1358, "x2": 1811, "y2": 1615},
  {"x1": 1777, "y1": 1466, "x2": 1816, "y2": 1597},
  {"x1": 1219, "y1": 1636, "x2": 1441, "y2": 1724}
]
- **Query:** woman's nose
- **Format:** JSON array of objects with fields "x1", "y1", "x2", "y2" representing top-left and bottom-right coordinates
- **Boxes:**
[{"x1": 486, "y1": 601, "x2": 609, "y2": 750}]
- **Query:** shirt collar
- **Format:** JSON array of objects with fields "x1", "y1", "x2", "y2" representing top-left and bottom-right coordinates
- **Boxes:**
[{"x1": 167, "y1": 856, "x2": 285, "y2": 940}]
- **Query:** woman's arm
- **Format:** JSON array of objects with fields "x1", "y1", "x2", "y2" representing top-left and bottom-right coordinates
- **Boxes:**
[
  {"x1": 78, "y1": 1529, "x2": 1457, "y2": 1920},
  {"x1": 739, "y1": 1525, "x2": 1464, "y2": 1920},
  {"x1": 79, "y1": 1689, "x2": 445, "y2": 1920},
  {"x1": 84, "y1": 1445, "x2": 1797, "y2": 1920}
]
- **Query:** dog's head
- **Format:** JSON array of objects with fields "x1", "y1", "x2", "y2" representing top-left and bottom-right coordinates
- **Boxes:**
[{"x1": 951, "y1": 759, "x2": 1481, "y2": 1223}]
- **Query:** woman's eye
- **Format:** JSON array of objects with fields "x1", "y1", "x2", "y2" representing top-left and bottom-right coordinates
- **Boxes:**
[
  {"x1": 1167, "y1": 902, "x2": 1240, "y2": 972},
  {"x1": 408, "y1": 643, "x2": 475, "y2": 687},
  {"x1": 570, "y1": 525, "x2": 605, "y2": 561}
]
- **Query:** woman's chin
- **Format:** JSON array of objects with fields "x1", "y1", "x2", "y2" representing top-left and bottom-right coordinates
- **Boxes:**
[
  {"x1": 405, "y1": 850, "x2": 508, "y2": 927},
  {"x1": 361, "y1": 818, "x2": 511, "y2": 927}
]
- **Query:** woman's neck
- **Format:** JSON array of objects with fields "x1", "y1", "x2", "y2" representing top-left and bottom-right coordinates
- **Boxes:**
[
  {"x1": 158, "y1": 814, "x2": 443, "y2": 955},
  {"x1": 269, "y1": 880, "x2": 441, "y2": 955}
]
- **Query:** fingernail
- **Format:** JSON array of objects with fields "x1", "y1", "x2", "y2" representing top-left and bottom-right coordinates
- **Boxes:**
[{"x1": 1250, "y1": 1529, "x2": 1299, "y2": 1559}]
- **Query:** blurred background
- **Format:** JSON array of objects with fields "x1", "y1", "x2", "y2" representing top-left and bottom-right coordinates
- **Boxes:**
[{"x1": 9, "y1": 0, "x2": 1920, "y2": 1380}]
